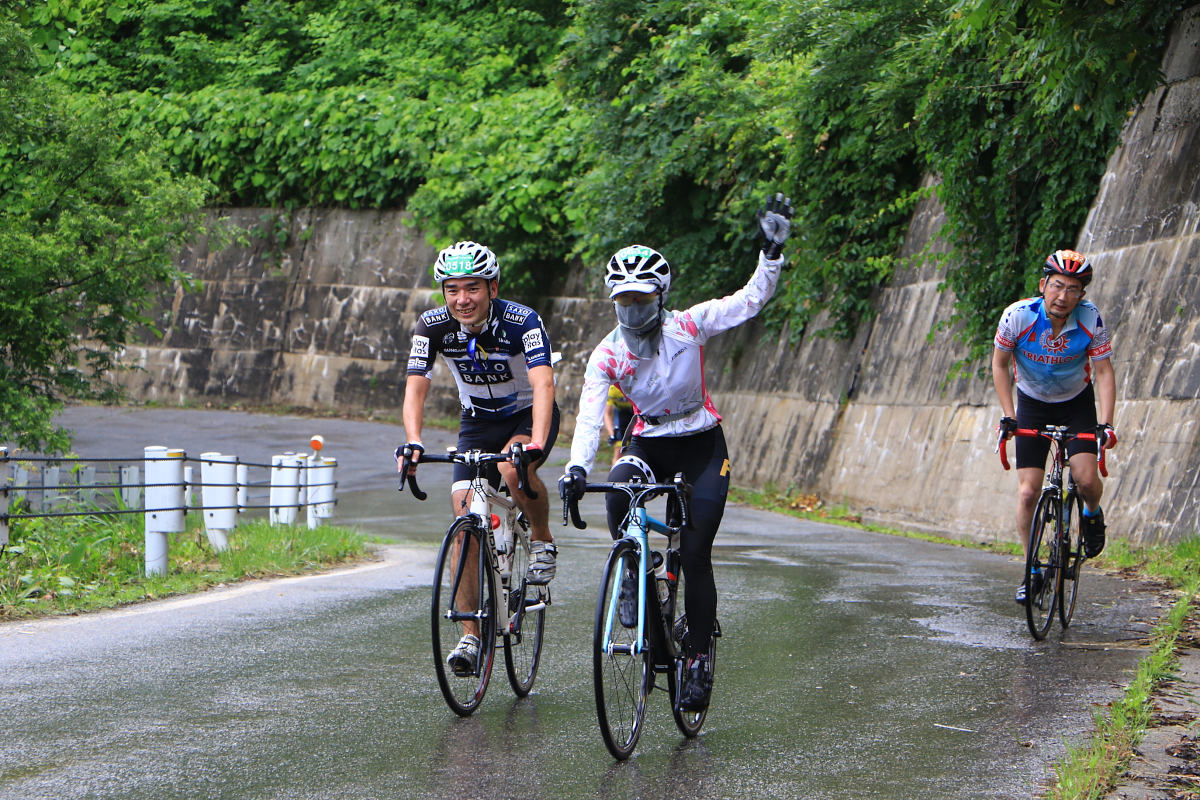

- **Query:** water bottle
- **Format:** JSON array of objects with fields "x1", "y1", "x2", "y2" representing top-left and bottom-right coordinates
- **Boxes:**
[{"x1": 652, "y1": 551, "x2": 669, "y2": 606}]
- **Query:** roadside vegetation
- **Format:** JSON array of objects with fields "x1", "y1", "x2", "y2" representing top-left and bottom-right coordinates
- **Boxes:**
[
  {"x1": 2, "y1": 1, "x2": 1182, "y2": 377},
  {"x1": 0, "y1": 504, "x2": 369, "y2": 622}
]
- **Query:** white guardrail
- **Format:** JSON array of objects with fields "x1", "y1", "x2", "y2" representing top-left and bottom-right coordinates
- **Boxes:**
[{"x1": 0, "y1": 435, "x2": 337, "y2": 576}]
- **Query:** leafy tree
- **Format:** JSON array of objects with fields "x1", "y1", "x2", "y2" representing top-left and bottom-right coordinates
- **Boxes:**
[
  {"x1": 5, "y1": 0, "x2": 1182, "y2": 367},
  {"x1": 0, "y1": 20, "x2": 211, "y2": 451}
]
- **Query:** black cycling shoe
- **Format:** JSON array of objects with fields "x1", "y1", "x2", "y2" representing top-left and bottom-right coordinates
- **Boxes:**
[
  {"x1": 678, "y1": 653, "x2": 713, "y2": 712},
  {"x1": 1014, "y1": 572, "x2": 1044, "y2": 606},
  {"x1": 1082, "y1": 508, "x2": 1106, "y2": 558}
]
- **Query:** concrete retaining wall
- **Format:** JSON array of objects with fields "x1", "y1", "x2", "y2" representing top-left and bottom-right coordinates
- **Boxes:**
[{"x1": 113, "y1": 7, "x2": 1200, "y2": 544}]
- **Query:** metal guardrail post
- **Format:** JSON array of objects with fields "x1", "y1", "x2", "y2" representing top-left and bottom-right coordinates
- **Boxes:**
[
  {"x1": 1, "y1": 447, "x2": 9, "y2": 548},
  {"x1": 200, "y1": 452, "x2": 237, "y2": 552},
  {"x1": 235, "y1": 464, "x2": 248, "y2": 513},
  {"x1": 269, "y1": 453, "x2": 303, "y2": 525},
  {"x1": 144, "y1": 446, "x2": 186, "y2": 576},
  {"x1": 120, "y1": 465, "x2": 141, "y2": 509}
]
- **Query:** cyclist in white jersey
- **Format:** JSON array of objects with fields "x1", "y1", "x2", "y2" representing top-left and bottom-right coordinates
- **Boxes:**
[
  {"x1": 398, "y1": 241, "x2": 560, "y2": 677},
  {"x1": 560, "y1": 193, "x2": 793, "y2": 711},
  {"x1": 992, "y1": 249, "x2": 1117, "y2": 605}
]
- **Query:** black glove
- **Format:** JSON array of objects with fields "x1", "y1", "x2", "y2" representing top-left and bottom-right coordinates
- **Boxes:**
[
  {"x1": 998, "y1": 417, "x2": 1018, "y2": 438},
  {"x1": 395, "y1": 442, "x2": 424, "y2": 469},
  {"x1": 756, "y1": 192, "x2": 794, "y2": 260},
  {"x1": 1096, "y1": 423, "x2": 1117, "y2": 449},
  {"x1": 558, "y1": 466, "x2": 587, "y2": 501}
]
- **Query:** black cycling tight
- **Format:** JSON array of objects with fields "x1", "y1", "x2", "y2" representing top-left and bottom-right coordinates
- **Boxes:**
[{"x1": 605, "y1": 425, "x2": 729, "y2": 657}]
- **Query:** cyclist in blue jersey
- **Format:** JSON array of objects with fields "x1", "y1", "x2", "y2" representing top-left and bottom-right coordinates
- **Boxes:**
[
  {"x1": 993, "y1": 249, "x2": 1117, "y2": 605},
  {"x1": 398, "y1": 241, "x2": 560, "y2": 676}
]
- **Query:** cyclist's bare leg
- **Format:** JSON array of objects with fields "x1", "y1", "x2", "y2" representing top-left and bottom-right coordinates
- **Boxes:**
[
  {"x1": 449, "y1": 487, "x2": 480, "y2": 639},
  {"x1": 1015, "y1": 467, "x2": 1044, "y2": 556},
  {"x1": 498, "y1": 435, "x2": 553, "y2": 544},
  {"x1": 1068, "y1": 451, "x2": 1103, "y2": 512}
]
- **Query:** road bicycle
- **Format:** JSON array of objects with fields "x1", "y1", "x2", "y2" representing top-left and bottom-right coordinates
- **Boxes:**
[
  {"x1": 997, "y1": 425, "x2": 1108, "y2": 640},
  {"x1": 399, "y1": 443, "x2": 548, "y2": 715},
  {"x1": 562, "y1": 472, "x2": 718, "y2": 760}
]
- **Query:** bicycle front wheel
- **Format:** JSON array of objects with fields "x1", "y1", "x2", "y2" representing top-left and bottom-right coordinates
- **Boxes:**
[
  {"x1": 1059, "y1": 490, "x2": 1085, "y2": 629},
  {"x1": 431, "y1": 518, "x2": 497, "y2": 716},
  {"x1": 1025, "y1": 492, "x2": 1062, "y2": 640},
  {"x1": 594, "y1": 539, "x2": 649, "y2": 760},
  {"x1": 504, "y1": 522, "x2": 546, "y2": 697}
]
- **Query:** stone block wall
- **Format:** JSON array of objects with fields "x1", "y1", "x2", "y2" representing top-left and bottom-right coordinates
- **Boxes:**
[{"x1": 114, "y1": 7, "x2": 1200, "y2": 544}]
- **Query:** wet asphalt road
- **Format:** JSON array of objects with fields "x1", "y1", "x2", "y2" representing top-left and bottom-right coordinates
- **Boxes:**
[{"x1": 0, "y1": 407, "x2": 1163, "y2": 799}]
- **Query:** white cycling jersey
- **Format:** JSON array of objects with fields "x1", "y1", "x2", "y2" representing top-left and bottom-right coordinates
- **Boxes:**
[{"x1": 567, "y1": 252, "x2": 782, "y2": 474}]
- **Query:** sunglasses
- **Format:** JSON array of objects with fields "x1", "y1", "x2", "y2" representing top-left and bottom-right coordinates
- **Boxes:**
[{"x1": 613, "y1": 291, "x2": 659, "y2": 307}]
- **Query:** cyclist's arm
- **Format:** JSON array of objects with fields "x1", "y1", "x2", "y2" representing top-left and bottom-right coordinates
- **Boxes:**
[
  {"x1": 1092, "y1": 355, "x2": 1116, "y2": 427},
  {"x1": 991, "y1": 346, "x2": 1016, "y2": 420},
  {"x1": 685, "y1": 252, "x2": 782, "y2": 339},
  {"x1": 401, "y1": 374, "x2": 431, "y2": 466},
  {"x1": 567, "y1": 345, "x2": 613, "y2": 474},
  {"x1": 527, "y1": 363, "x2": 555, "y2": 452}
]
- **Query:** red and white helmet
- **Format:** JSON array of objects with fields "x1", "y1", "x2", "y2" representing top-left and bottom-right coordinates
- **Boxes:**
[
  {"x1": 604, "y1": 245, "x2": 671, "y2": 298},
  {"x1": 1043, "y1": 249, "x2": 1093, "y2": 286}
]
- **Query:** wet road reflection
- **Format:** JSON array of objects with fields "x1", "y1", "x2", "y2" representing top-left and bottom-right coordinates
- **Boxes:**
[{"x1": 0, "y1": 408, "x2": 1162, "y2": 799}]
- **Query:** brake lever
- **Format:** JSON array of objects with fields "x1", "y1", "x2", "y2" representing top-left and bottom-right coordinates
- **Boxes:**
[{"x1": 511, "y1": 442, "x2": 539, "y2": 501}]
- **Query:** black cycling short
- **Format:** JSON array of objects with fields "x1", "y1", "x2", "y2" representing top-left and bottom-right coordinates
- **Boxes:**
[
  {"x1": 612, "y1": 406, "x2": 634, "y2": 442},
  {"x1": 1015, "y1": 384, "x2": 1098, "y2": 470},
  {"x1": 456, "y1": 403, "x2": 560, "y2": 485}
]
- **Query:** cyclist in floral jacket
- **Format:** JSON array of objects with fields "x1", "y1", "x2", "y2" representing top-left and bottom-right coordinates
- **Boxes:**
[{"x1": 560, "y1": 194, "x2": 792, "y2": 711}]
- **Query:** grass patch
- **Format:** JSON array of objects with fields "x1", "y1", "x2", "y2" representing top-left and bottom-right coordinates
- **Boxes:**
[
  {"x1": 1047, "y1": 580, "x2": 1197, "y2": 799},
  {"x1": 728, "y1": 485, "x2": 1024, "y2": 557},
  {"x1": 1, "y1": 503, "x2": 369, "y2": 621}
]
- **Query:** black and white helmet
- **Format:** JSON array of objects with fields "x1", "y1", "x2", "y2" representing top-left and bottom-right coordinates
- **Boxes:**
[
  {"x1": 434, "y1": 241, "x2": 499, "y2": 284},
  {"x1": 604, "y1": 245, "x2": 671, "y2": 298}
]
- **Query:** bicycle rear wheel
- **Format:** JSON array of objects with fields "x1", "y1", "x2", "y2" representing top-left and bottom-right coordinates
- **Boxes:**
[
  {"x1": 504, "y1": 520, "x2": 546, "y2": 697},
  {"x1": 1059, "y1": 489, "x2": 1085, "y2": 629},
  {"x1": 1025, "y1": 492, "x2": 1062, "y2": 640},
  {"x1": 594, "y1": 539, "x2": 649, "y2": 760},
  {"x1": 432, "y1": 518, "x2": 497, "y2": 716},
  {"x1": 668, "y1": 614, "x2": 715, "y2": 738}
]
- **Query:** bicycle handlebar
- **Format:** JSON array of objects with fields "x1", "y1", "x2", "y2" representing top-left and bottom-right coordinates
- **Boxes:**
[
  {"x1": 560, "y1": 473, "x2": 693, "y2": 533},
  {"x1": 396, "y1": 444, "x2": 540, "y2": 501},
  {"x1": 995, "y1": 427, "x2": 1108, "y2": 477}
]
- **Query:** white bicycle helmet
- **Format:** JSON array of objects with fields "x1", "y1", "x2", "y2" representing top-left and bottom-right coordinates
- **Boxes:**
[
  {"x1": 604, "y1": 245, "x2": 671, "y2": 298},
  {"x1": 434, "y1": 241, "x2": 500, "y2": 284}
]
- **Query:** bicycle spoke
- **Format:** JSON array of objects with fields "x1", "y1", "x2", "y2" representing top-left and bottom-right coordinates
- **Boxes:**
[
  {"x1": 1059, "y1": 489, "x2": 1084, "y2": 629},
  {"x1": 504, "y1": 520, "x2": 545, "y2": 697},
  {"x1": 594, "y1": 542, "x2": 648, "y2": 760},
  {"x1": 432, "y1": 519, "x2": 496, "y2": 716},
  {"x1": 1025, "y1": 493, "x2": 1060, "y2": 640}
]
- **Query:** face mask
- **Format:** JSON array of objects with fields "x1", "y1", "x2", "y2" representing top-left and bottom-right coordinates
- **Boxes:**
[
  {"x1": 615, "y1": 299, "x2": 662, "y2": 358},
  {"x1": 615, "y1": 300, "x2": 660, "y2": 333}
]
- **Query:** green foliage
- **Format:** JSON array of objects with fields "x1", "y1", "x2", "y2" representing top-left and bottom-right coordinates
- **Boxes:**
[
  {"x1": 0, "y1": 20, "x2": 212, "y2": 451},
  {"x1": 916, "y1": 0, "x2": 1181, "y2": 372},
  {"x1": 3, "y1": 0, "x2": 1183, "y2": 364},
  {"x1": 0, "y1": 504, "x2": 369, "y2": 620}
]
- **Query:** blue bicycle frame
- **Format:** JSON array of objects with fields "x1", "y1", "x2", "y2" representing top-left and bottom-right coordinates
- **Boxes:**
[{"x1": 600, "y1": 506, "x2": 673, "y2": 656}]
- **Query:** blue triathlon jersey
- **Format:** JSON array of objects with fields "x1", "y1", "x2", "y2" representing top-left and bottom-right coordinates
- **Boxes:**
[
  {"x1": 994, "y1": 296, "x2": 1113, "y2": 403},
  {"x1": 407, "y1": 298, "x2": 553, "y2": 419}
]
